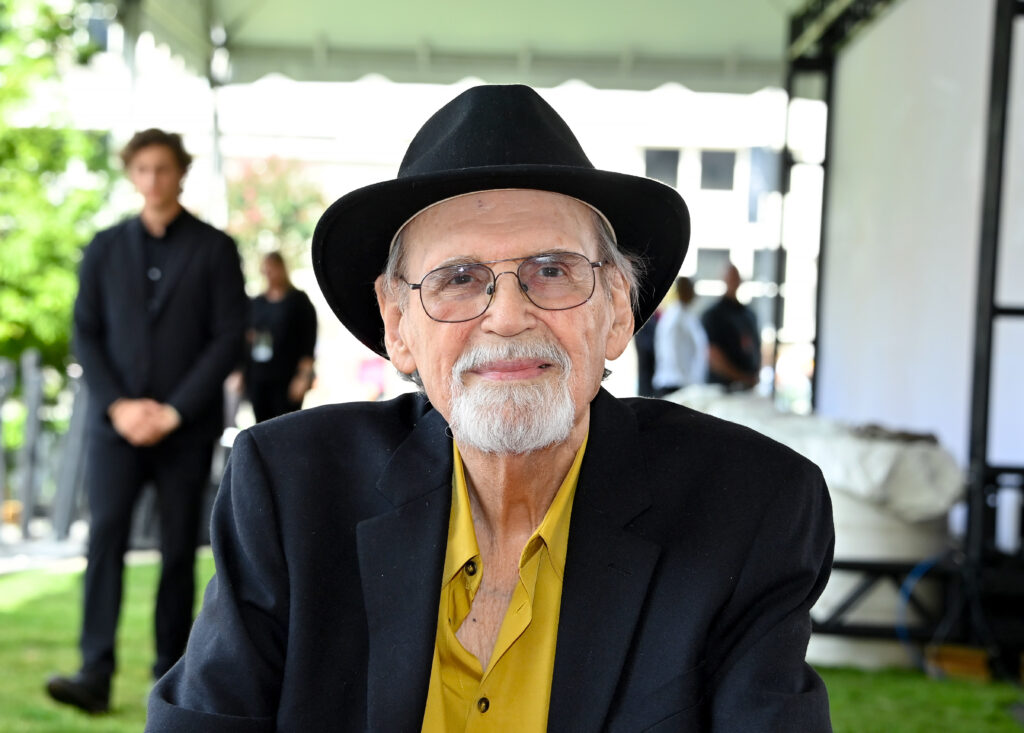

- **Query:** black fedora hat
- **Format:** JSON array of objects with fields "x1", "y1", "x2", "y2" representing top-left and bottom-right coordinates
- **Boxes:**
[{"x1": 312, "y1": 84, "x2": 689, "y2": 358}]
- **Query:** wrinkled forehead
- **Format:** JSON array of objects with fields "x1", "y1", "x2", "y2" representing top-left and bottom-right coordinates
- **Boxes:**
[{"x1": 391, "y1": 189, "x2": 614, "y2": 262}]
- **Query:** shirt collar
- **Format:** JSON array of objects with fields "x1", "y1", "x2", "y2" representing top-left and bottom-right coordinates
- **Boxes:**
[
  {"x1": 441, "y1": 443, "x2": 479, "y2": 586},
  {"x1": 530, "y1": 435, "x2": 586, "y2": 579},
  {"x1": 140, "y1": 208, "x2": 185, "y2": 241}
]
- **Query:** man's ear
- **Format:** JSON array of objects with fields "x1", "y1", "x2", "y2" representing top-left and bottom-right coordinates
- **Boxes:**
[
  {"x1": 604, "y1": 268, "x2": 635, "y2": 361},
  {"x1": 375, "y1": 275, "x2": 417, "y2": 375}
]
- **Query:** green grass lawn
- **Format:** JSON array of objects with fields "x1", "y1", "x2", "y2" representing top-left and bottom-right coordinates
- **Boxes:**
[
  {"x1": 821, "y1": 666, "x2": 1024, "y2": 733},
  {"x1": 1, "y1": 554, "x2": 1022, "y2": 732},
  {"x1": 0, "y1": 551, "x2": 216, "y2": 733}
]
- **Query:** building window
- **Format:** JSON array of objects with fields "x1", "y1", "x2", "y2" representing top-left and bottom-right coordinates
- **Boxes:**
[
  {"x1": 748, "y1": 147, "x2": 781, "y2": 222},
  {"x1": 700, "y1": 150, "x2": 736, "y2": 191},
  {"x1": 750, "y1": 295, "x2": 778, "y2": 330},
  {"x1": 753, "y1": 249, "x2": 785, "y2": 283},
  {"x1": 695, "y1": 248, "x2": 732, "y2": 281},
  {"x1": 645, "y1": 149, "x2": 680, "y2": 188}
]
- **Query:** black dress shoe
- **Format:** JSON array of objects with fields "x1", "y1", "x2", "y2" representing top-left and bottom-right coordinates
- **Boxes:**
[{"x1": 45, "y1": 671, "x2": 110, "y2": 714}]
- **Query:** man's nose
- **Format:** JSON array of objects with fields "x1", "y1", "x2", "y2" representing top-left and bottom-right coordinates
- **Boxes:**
[{"x1": 481, "y1": 270, "x2": 534, "y2": 334}]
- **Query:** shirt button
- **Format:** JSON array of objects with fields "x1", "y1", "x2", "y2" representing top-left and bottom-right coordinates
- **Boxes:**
[
  {"x1": 477, "y1": 697, "x2": 490, "y2": 713},
  {"x1": 148, "y1": 267, "x2": 162, "y2": 281},
  {"x1": 465, "y1": 560, "x2": 477, "y2": 576}
]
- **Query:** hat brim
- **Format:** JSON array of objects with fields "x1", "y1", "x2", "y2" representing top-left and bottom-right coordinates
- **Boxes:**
[{"x1": 312, "y1": 164, "x2": 689, "y2": 358}]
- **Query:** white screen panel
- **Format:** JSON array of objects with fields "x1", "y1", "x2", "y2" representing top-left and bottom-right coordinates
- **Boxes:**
[
  {"x1": 995, "y1": 17, "x2": 1024, "y2": 307},
  {"x1": 816, "y1": 0, "x2": 995, "y2": 467},
  {"x1": 989, "y1": 317, "x2": 1024, "y2": 465}
]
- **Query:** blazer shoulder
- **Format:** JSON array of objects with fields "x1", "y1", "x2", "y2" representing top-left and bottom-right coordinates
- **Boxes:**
[
  {"x1": 179, "y1": 210, "x2": 235, "y2": 245},
  {"x1": 244, "y1": 392, "x2": 435, "y2": 458},
  {"x1": 78, "y1": 218, "x2": 138, "y2": 272},
  {"x1": 85, "y1": 216, "x2": 133, "y2": 247},
  {"x1": 610, "y1": 396, "x2": 830, "y2": 554},
  {"x1": 622, "y1": 395, "x2": 823, "y2": 482}
]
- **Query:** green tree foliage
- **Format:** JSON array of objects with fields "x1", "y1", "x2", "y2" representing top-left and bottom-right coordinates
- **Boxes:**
[
  {"x1": 0, "y1": 0, "x2": 112, "y2": 369},
  {"x1": 226, "y1": 156, "x2": 325, "y2": 289}
]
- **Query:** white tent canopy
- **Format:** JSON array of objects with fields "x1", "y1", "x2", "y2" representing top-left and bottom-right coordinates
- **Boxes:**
[{"x1": 118, "y1": 0, "x2": 806, "y2": 93}]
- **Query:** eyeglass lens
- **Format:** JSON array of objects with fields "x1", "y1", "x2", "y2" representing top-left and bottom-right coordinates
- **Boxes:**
[{"x1": 418, "y1": 252, "x2": 597, "y2": 322}]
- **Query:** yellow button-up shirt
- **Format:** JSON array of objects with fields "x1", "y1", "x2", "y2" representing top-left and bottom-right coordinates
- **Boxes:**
[{"x1": 420, "y1": 438, "x2": 586, "y2": 732}]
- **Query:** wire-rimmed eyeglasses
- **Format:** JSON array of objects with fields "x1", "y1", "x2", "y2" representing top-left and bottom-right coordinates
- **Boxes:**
[{"x1": 402, "y1": 251, "x2": 606, "y2": 323}]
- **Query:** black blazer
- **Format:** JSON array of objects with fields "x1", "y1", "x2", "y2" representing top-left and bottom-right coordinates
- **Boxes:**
[
  {"x1": 73, "y1": 211, "x2": 247, "y2": 442},
  {"x1": 147, "y1": 390, "x2": 834, "y2": 732}
]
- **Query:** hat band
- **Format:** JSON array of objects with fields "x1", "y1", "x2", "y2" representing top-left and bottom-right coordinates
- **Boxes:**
[{"x1": 387, "y1": 188, "x2": 618, "y2": 257}]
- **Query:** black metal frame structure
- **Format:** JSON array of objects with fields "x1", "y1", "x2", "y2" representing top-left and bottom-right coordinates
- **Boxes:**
[
  {"x1": 774, "y1": 0, "x2": 899, "y2": 405},
  {"x1": 783, "y1": 0, "x2": 1024, "y2": 671},
  {"x1": 962, "y1": 0, "x2": 1024, "y2": 668},
  {"x1": 812, "y1": 559, "x2": 948, "y2": 641}
]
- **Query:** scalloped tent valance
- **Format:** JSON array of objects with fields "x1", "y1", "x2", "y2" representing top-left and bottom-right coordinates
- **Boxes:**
[{"x1": 114, "y1": 0, "x2": 805, "y2": 93}]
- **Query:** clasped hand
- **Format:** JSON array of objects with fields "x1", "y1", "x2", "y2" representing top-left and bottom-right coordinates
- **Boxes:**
[{"x1": 108, "y1": 399, "x2": 181, "y2": 446}]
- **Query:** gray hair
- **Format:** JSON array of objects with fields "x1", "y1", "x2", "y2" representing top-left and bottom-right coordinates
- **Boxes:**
[{"x1": 589, "y1": 211, "x2": 642, "y2": 315}]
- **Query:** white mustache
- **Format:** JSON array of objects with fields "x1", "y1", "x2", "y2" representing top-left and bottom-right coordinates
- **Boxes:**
[{"x1": 451, "y1": 340, "x2": 572, "y2": 382}]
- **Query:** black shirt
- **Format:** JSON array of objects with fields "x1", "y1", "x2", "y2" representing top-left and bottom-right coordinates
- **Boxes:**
[
  {"x1": 246, "y1": 288, "x2": 318, "y2": 385},
  {"x1": 700, "y1": 297, "x2": 761, "y2": 385},
  {"x1": 141, "y1": 213, "x2": 184, "y2": 311}
]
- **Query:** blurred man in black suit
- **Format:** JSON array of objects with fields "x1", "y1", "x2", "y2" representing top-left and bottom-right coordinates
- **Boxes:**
[{"x1": 46, "y1": 129, "x2": 247, "y2": 713}]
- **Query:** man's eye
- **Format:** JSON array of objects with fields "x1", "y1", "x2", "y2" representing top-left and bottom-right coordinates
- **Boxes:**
[
  {"x1": 538, "y1": 265, "x2": 569, "y2": 278},
  {"x1": 447, "y1": 273, "x2": 476, "y2": 286},
  {"x1": 433, "y1": 268, "x2": 486, "y2": 291}
]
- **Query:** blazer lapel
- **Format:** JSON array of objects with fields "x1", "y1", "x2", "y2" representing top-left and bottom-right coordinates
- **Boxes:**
[
  {"x1": 548, "y1": 389, "x2": 661, "y2": 732},
  {"x1": 357, "y1": 406, "x2": 453, "y2": 732},
  {"x1": 124, "y1": 217, "x2": 147, "y2": 308}
]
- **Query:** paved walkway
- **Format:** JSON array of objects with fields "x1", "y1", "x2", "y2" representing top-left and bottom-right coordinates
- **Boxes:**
[{"x1": 0, "y1": 521, "x2": 86, "y2": 576}]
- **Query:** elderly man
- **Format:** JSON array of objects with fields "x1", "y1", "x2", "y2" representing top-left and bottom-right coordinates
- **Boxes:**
[{"x1": 148, "y1": 85, "x2": 833, "y2": 732}]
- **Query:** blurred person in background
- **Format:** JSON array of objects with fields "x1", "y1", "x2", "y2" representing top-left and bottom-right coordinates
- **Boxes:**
[
  {"x1": 702, "y1": 263, "x2": 761, "y2": 390},
  {"x1": 46, "y1": 129, "x2": 247, "y2": 714},
  {"x1": 632, "y1": 314, "x2": 657, "y2": 397},
  {"x1": 243, "y1": 251, "x2": 318, "y2": 422},
  {"x1": 652, "y1": 276, "x2": 707, "y2": 397}
]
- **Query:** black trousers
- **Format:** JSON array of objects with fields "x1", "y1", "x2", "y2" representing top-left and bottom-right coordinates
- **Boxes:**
[{"x1": 80, "y1": 431, "x2": 213, "y2": 680}]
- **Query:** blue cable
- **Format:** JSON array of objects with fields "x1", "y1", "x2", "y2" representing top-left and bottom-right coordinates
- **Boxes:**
[{"x1": 896, "y1": 553, "x2": 944, "y2": 669}]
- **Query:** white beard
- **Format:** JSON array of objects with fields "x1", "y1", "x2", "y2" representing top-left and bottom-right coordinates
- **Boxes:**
[{"x1": 447, "y1": 340, "x2": 575, "y2": 455}]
